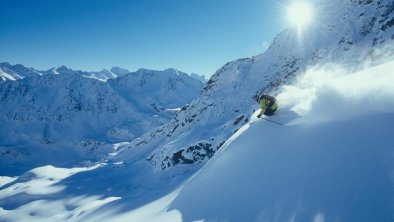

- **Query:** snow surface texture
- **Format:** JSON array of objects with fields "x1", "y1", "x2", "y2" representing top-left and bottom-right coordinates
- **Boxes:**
[
  {"x1": 118, "y1": 0, "x2": 394, "y2": 171},
  {"x1": 1, "y1": 58, "x2": 393, "y2": 222},
  {"x1": 0, "y1": 66, "x2": 204, "y2": 174},
  {"x1": 170, "y1": 59, "x2": 394, "y2": 222}
]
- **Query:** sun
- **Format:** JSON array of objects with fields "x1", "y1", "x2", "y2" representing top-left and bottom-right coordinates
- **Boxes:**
[{"x1": 286, "y1": 1, "x2": 314, "y2": 29}]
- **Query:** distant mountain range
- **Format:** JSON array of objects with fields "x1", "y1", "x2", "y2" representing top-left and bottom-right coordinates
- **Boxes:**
[
  {"x1": 0, "y1": 64, "x2": 205, "y2": 174},
  {"x1": 0, "y1": 62, "x2": 206, "y2": 83},
  {"x1": 0, "y1": 63, "x2": 125, "y2": 82}
]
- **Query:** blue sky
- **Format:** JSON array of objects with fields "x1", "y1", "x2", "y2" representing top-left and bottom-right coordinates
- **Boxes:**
[{"x1": 0, "y1": 0, "x2": 289, "y2": 77}]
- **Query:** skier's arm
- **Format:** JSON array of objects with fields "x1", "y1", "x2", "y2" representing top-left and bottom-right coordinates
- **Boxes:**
[{"x1": 257, "y1": 108, "x2": 265, "y2": 118}]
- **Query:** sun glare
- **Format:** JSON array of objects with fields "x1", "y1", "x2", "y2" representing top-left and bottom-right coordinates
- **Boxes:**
[{"x1": 287, "y1": 1, "x2": 314, "y2": 30}]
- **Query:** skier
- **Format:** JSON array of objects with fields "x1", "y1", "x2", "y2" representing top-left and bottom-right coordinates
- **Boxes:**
[{"x1": 256, "y1": 94, "x2": 278, "y2": 118}]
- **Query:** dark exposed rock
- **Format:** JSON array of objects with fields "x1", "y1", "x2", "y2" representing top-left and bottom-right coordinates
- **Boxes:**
[
  {"x1": 162, "y1": 142, "x2": 216, "y2": 169},
  {"x1": 381, "y1": 17, "x2": 394, "y2": 31},
  {"x1": 233, "y1": 115, "x2": 245, "y2": 125}
]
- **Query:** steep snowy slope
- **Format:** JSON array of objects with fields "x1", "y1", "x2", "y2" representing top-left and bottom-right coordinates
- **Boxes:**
[
  {"x1": 0, "y1": 68, "x2": 203, "y2": 174},
  {"x1": 170, "y1": 59, "x2": 394, "y2": 222},
  {"x1": 118, "y1": 0, "x2": 394, "y2": 171}
]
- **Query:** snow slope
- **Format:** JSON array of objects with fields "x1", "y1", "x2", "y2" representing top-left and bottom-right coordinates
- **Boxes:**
[
  {"x1": 169, "y1": 59, "x2": 394, "y2": 222},
  {"x1": 110, "y1": 68, "x2": 205, "y2": 108},
  {"x1": 0, "y1": 63, "x2": 42, "y2": 82},
  {"x1": 119, "y1": 0, "x2": 394, "y2": 171},
  {"x1": 0, "y1": 67, "x2": 203, "y2": 175},
  {"x1": 1, "y1": 56, "x2": 393, "y2": 222}
]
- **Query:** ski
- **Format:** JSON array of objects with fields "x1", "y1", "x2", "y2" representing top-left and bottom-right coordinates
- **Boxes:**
[{"x1": 260, "y1": 117, "x2": 284, "y2": 126}]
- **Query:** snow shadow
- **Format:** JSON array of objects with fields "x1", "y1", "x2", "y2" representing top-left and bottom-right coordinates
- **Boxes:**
[{"x1": 0, "y1": 161, "x2": 191, "y2": 221}]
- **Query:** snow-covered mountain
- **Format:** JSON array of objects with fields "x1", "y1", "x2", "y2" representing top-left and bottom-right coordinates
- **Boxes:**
[
  {"x1": 0, "y1": 66, "x2": 204, "y2": 174},
  {"x1": 1, "y1": 0, "x2": 394, "y2": 221},
  {"x1": 115, "y1": 0, "x2": 394, "y2": 171},
  {"x1": 83, "y1": 67, "x2": 134, "y2": 82},
  {"x1": 0, "y1": 63, "x2": 133, "y2": 82},
  {"x1": 0, "y1": 62, "x2": 43, "y2": 81},
  {"x1": 2, "y1": 59, "x2": 393, "y2": 222},
  {"x1": 169, "y1": 59, "x2": 394, "y2": 222},
  {"x1": 110, "y1": 68, "x2": 205, "y2": 108}
]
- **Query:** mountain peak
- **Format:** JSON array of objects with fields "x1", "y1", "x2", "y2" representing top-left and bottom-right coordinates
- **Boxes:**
[
  {"x1": 191, "y1": 73, "x2": 207, "y2": 82},
  {"x1": 56, "y1": 65, "x2": 71, "y2": 71},
  {"x1": 164, "y1": 68, "x2": 180, "y2": 73},
  {"x1": 0, "y1": 62, "x2": 11, "y2": 67},
  {"x1": 110, "y1": 67, "x2": 130, "y2": 76}
]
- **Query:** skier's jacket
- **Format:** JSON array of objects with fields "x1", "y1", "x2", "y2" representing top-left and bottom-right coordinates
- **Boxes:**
[{"x1": 257, "y1": 94, "x2": 278, "y2": 116}]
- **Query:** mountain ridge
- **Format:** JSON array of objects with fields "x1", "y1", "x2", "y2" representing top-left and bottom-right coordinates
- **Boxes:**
[
  {"x1": 116, "y1": 0, "x2": 394, "y2": 171},
  {"x1": 0, "y1": 66, "x2": 204, "y2": 175},
  {"x1": 0, "y1": 62, "x2": 206, "y2": 83}
]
